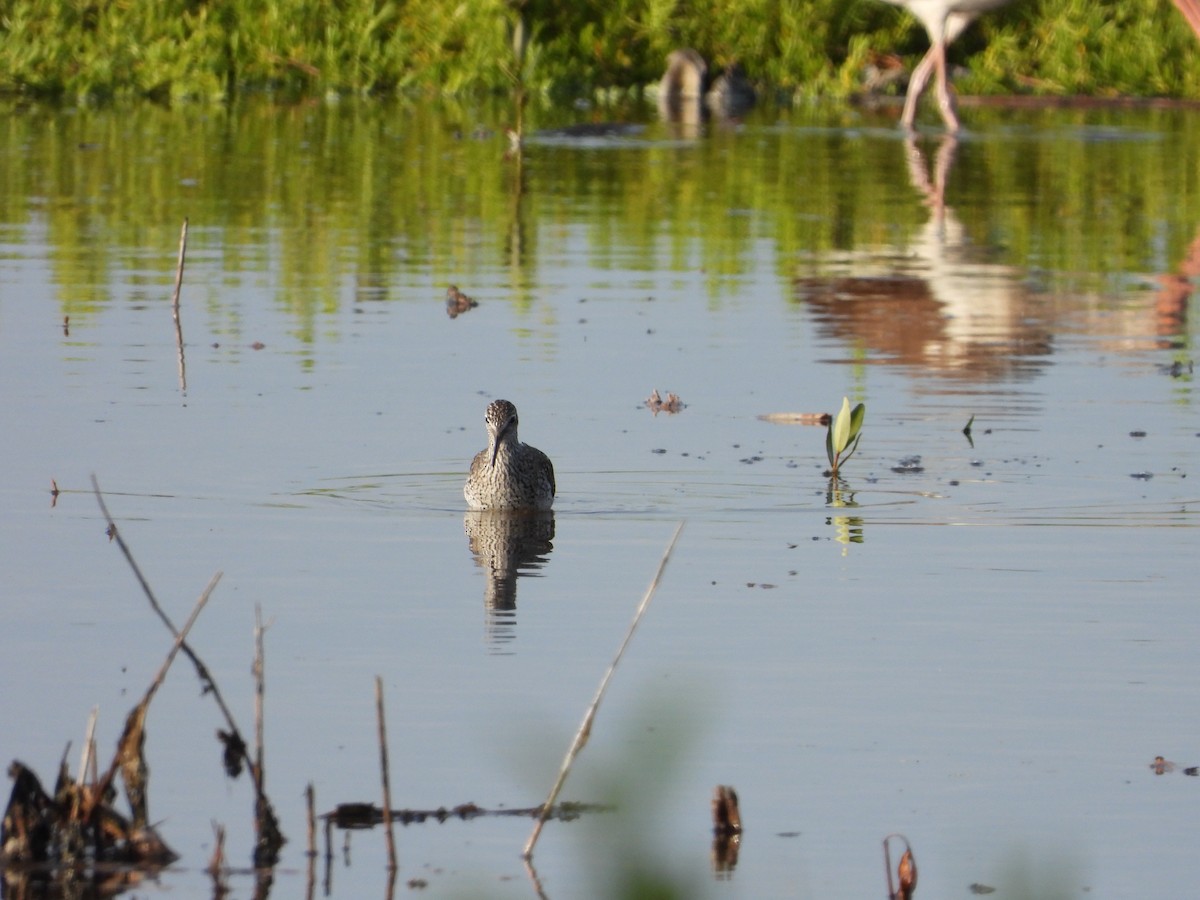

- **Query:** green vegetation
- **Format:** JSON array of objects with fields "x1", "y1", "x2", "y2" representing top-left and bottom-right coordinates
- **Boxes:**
[
  {"x1": 826, "y1": 397, "x2": 865, "y2": 478},
  {"x1": 2, "y1": 0, "x2": 1200, "y2": 103}
]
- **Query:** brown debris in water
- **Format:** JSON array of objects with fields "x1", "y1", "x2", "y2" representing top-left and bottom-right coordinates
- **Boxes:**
[
  {"x1": 1149, "y1": 755, "x2": 1198, "y2": 775},
  {"x1": 2, "y1": 757, "x2": 177, "y2": 871},
  {"x1": 756, "y1": 411, "x2": 832, "y2": 426},
  {"x1": 2, "y1": 681, "x2": 177, "y2": 879},
  {"x1": 710, "y1": 785, "x2": 742, "y2": 875},
  {"x1": 7, "y1": 479, "x2": 290, "y2": 884},
  {"x1": 7, "y1": 484, "x2": 290, "y2": 895},
  {"x1": 711, "y1": 784, "x2": 742, "y2": 837},
  {"x1": 1152, "y1": 755, "x2": 1176, "y2": 775},
  {"x1": 445, "y1": 285, "x2": 478, "y2": 318},
  {"x1": 884, "y1": 833, "x2": 917, "y2": 900},
  {"x1": 116, "y1": 704, "x2": 150, "y2": 832},
  {"x1": 217, "y1": 730, "x2": 246, "y2": 779},
  {"x1": 326, "y1": 799, "x2": 611, "y2": 830},
  {"x1": 646, "y1": 389, "x2": 685, "y2": 415},
  {"x1": 897, "y1": 848, "x2": 918, "y2": 899}
]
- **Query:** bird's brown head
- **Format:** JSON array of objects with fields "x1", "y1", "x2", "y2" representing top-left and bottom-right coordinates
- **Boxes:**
[{"x1": 485, "y1": 399, "x2": 519, "y2": 466}]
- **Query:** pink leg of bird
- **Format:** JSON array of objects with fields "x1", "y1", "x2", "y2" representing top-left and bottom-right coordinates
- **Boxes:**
[
  {"x1": 931, "y1": 38, "x2": 961, "y2": 132},
  {"x1": 901, "y1": 46, "x2": 938, "y2": 128},
  {"x1": 899, "y1": 11, "x2": 976, "y2": 131}
]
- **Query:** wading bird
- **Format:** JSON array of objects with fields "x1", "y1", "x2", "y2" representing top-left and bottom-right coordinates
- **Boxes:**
[
  {"x1": 464, "y1": 400, "x2": 555, "y2": 511},
  {"x1": 881, "y1": 0, "x2": 1014, "y2": 131}
]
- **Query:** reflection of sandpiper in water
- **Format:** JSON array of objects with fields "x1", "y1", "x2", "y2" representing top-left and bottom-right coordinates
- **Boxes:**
[
  {"x1": 464, "y1": 509, "x2": 555, "y2": 648},
  {"x1": 464, "y1": 399, "x2": 555, "y2": 511}
]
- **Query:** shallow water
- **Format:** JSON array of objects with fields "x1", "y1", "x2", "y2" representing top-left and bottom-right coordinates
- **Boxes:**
[{"x1": 1, "y1": 97, "x2": 1198, "y2": 898}]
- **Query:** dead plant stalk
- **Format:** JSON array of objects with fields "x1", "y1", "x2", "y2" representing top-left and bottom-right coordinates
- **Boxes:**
[
  {"x1": 375, "y1": 676, "x2": 398, "y2": 871},
  {"x1": 90, "y1": 474, "x2": 286, "y2": 862},
  {"x1": 522, "y1": 521, "x2": 685, "y2": 861},
  {"x1": 91, "y1": 474, "x2": 247, "y2": 776},
  {"x1": 84, "y1": 567, "x2": 221, "y2": 822},
  {"x1": 171, "y1": 218, "x2": 188, "y2": 394}
]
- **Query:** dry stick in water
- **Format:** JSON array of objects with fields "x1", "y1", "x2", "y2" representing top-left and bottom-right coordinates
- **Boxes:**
[
  {"x1": 252, "y1": 604, "x2": 282, "y2": 867},
  {"x1": 171, "y1": 218, "x2": 188, "y2": 394},
  {"x1": 305, "y1": 784, "x2": 318, "y2": 900},
  {"x1": 306, "y1": 783, "x2": 317, "y2": 858},
  {"x1": 208, "y1": 822, "x2": 227, "y2": 879},
  {"x1": 254, "y1": 606, "x2": 266, "y2": 777},
  {"x1": 522, "y1": 521, "x2": 685, "y2": 862},
  {"x1": 90, "y1": 475, "x2": 286, "y2": 859},
  {"x1": 79, "y1": 705, "x2": 99, "y2": 788},
  {"x1": 209, "y1": 822, "x2": 231, "y2": 900},
  {"x1": 375, "y1": 676, "x2": 398, "y2": 871},
  {"x1": 84, "y1": 567, "x2": 221, "y2": 822}
]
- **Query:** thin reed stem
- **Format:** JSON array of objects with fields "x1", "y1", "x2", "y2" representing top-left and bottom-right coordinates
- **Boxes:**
[
  {"x1": 522, "y1": 521, "x2": 684, "y2": 861},
  {"x1": 376, "y1": 676, "x2": 398, "y2": 871},
  {"x1": 171, "y1": 218, "x2": 188, "y2": 394}
]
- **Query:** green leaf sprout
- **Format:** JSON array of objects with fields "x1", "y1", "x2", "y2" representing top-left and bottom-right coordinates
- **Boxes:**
[{"x1": 825, "y1": 397, "x2": 865, "y2": 478}]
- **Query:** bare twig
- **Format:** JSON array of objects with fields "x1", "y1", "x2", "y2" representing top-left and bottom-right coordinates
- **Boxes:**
[
  {"x1": 208, "y1": 821, "x2": 227, "y2": 882},
  {"x1": 322, "y1": 814, "x2": 334, "y2": 896},
  {"x1": 83, "y1": 569, "x2": 220, "y2": 823},
  {"x1": 90, "y1": 475, "x2": 286, "y2": 863},
  {"x1": 524, "y1": 858, "x2": 550, "y2": 900},
  {"x1": 252, "y1": 605, "x2": 283, "y2": 867},
  {"x1": 306, "y1": 783, "x2": 317, "y2": 858},
  {"x1": 305, "y1": 784, "x2": 317, "y2": 900},
  {"x1": 171, "y1": 218, "x2": 188, "y2": 394},
  {"x1": 324, "y1": 799, "x2": 609, "y2": 828},
  {"x1": 255, "y1": 606, "x2": 265, "y2": 783},
  {"x1": 522, "y1": 522, "x2": 685, "y2": 861},
  {"x1": 145, "y1": 573, "x2": 223, "y2": 705},
  {"x1": 375, "y1": 676, "x2": 397, "y2": 871},
  {"x1": 79, "y1": 706, "x2": 99, "y2": 788}
]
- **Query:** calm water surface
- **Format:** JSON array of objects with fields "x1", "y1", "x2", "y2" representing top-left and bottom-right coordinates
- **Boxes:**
[{"x1": 1, "y1": 98, "x2": 1198, "y2": 898}]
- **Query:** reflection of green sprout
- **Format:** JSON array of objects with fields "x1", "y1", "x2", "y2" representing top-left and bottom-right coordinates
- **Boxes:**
[{"x1": 825, "y1": 397, "x2": 864, "y2": 478}]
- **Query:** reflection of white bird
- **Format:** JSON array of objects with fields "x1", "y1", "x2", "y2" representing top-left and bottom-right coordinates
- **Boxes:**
[{"x1": 880, "y1": 0, "x2": 1013, "y2": 131}]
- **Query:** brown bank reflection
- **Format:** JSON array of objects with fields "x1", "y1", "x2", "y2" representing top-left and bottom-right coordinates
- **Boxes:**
[
  {"x1": 795, "y1": 136, "x2": 1052, "y2": 382},
  {"x1": 463, "y1": 511, "x2": 555, "y2": 650}
]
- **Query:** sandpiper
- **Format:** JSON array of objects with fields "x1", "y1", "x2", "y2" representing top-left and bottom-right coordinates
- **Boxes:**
[{"x1": 464, "y1": 399, "x2": 556, "y2": 510}]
